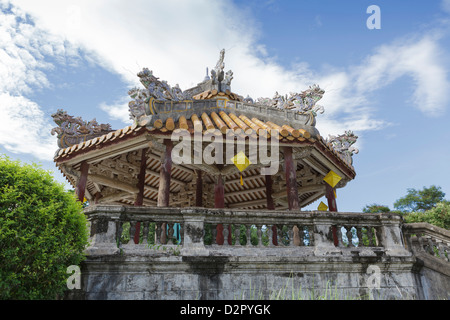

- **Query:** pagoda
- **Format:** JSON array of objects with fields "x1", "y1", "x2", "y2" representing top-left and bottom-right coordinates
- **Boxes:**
[{"x1": 52, "y1": 49, "x2": 358, "y2": 213}]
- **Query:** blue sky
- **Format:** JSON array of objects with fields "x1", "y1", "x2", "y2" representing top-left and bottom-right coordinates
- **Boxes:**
[{"x1": 1, "y1": 0, "x2": 449, "y2": 212}]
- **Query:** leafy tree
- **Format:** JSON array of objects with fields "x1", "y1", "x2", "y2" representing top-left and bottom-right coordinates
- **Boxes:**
[
  {"x1": 0, "y1": 156, "x2": 89, "y2": 299},
  {"x1": 394, "y1": 185, "x2": 445, "y2": 212},
  {"x1": 362, "y1": 203, "x2": 391, "y2": 213},
  {"x1": 402, "y1": 201, "x2": 450, "y2": 230}
]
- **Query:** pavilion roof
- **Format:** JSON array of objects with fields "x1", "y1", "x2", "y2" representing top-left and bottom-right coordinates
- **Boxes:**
[{"x1": 52, "y1": 49, "x2": 359, "y2": 210}]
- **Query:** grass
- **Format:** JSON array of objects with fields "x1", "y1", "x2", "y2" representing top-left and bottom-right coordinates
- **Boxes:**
[{"x1": 234, "y1": 274, "x2": 369, "y2": 300}]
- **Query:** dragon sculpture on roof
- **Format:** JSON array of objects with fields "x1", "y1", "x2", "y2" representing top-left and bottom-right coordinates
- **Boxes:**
[
  {"x1": 253, "y1": 84, "x2": 325, "y2": 115},
  {"x1": 128, "y1": 68, "x2": 192, "y2": 123},
  {"x1": 51, "y1": 109, "x2": 112, "y2": 149},
  {"x1": 326, "y1": 130, "x2": 359, "y2": 164}
]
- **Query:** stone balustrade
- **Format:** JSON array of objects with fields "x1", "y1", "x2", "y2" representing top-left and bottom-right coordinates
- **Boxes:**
[
  {"x1": 84, "y1": 205, "x2": 410, "y2": 257},
  {"x1": 403, "y1": 223, "x2": 450, "y2": 263}
]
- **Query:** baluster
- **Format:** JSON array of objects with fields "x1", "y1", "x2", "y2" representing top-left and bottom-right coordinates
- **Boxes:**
[
  {"x1": 417, "y1": 234, "x2": 424, "y2": 251},
  {"x1": 211, "y1": 224, "x2": 218, "y2": 245},
  {"x1": 436, "y1": 241, "x2": 446, "y2": 261},
  {"x1": 426, "y1": 237, "x2": 435, "y2": 255},
  {"x1": 288, "y1": 225, "x2": 294, "y2": 246},
  {"x1": 223, "y1": 223, "x2": 229, "y2": 246},
  {"x1": 299, "y1": 225, "x2": 305, "y2": 246},
  {"x1": 268, "y1": 225, "x2": 274, "y2": 247},
  {"x1": 155, "y1": 222, "x2": 163, "y2": 245},
  {"x1": 142, "y1": 221, "x2": 149, "y2": 245},
  {"x1": 246, "y1": 224, "x2": 252, "y2": 246},
  {"x1": 256, "y1": 224, "x2": 263, "y2": 247},
  {"x1": 336, "y1": 226, "x2": 344, "y2": 247},
  {"x1": 375, "y1": 227, "x2": 382, "y2": 247},
  {"x1": 292, "y1": 225, "x2": 300, "y2": 246},
  {"x1": 367, "y1": 227, "x2": 374, "y2": 246},
  {"x1": 356, "y1": 227, "x2": 363, "y2": 247},
  {"x1": 167, "y1": 222, "x2": 174, "y2": 244},
  {"x1": 278, "y1": 226, "x2": 284, "y2": 246},
  {"x1": 116, "y1": 221, "x2": 124, "y2": 247},
  {"x1": 272, "y1": 225, "x2": 279, "y2": 246},
  {"x1": 179, "y1": 223, "x2": 184, "y2": 245},
  {"x1": 346, "y1": 226, "x2": 353, "y2": 247},
  {"x1": 129, "y1": 221, "x2": 137, "y2": 245},
  {"x1": 234, "y1": 224, "x2": 241, "y2": 246},
  {"x1": 161, "y1": 222, "x2": 168, "y2": 244}
]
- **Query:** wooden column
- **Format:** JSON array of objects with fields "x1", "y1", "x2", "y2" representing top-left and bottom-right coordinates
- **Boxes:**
[
  {"x1": 326, "y1": 183, "x2": 339, "y2": 246},
  {"x1": 265, "y1": 174, "x2": 275, "y2": 210},
  {"x1": 214, "y1": 174, "x2": 225, "y2": 209},
  {"x1": 195, "y1": 170, "x2": 203, "y2": 207},
  {"x1": 134, "y1": 148, "x2": 148, "y2": 207},
  {"x1": 265, "y1": 174, "x2": 278, "y2": 245},
  {"x1": 158, "y1": 140, "x2": 173, "y2": 245},
  {"x1": 75, "y1": 161, "x2": 89, "y2": 203},
  {"x1": 283, "y1": 146, "x2": 299, "y2": 210},
  {"x1": 325, "y1": 184, "x2": 337, "y2": 212},
  {"x1": 157, "y1": 140, "x2": 173, "y2": 207},
  {"x1": 214, "y1": 173, "x2": 226, "y2": 245},
  {"x1": 134, "y1": 148, "x2": 148, "y2": 244}
]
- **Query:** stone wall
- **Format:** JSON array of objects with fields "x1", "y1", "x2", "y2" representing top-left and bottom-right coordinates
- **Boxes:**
[{"x1": 65, "y1": 205, "x2": 449, "y2": 300}]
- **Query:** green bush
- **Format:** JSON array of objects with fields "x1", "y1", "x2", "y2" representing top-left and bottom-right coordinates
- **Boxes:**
[
  {"x1": 0, "y1": 156, "x2": 89, "y2": 299},
  {"x1": 402, "y1": 201, "x2": 450, "y2": 230}
]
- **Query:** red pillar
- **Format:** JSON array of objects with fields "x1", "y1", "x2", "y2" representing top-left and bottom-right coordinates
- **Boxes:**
[
  {"x1": 265, "y1": 174, "x2": 275, "y2": 210},
  {"x1": 157, "y1": 140, "x2": 173, "y2": 245},
  {"x1": 283, "y1": 146, "x2": 299, "y2": 210},
  {"x1": 195, "y1": 170, "x2": 203, "y2": 207},
  {"x1": 214, "y1": 173, "x2": 226, "y2": 245},
  {"x1": 157, "y1": 140, "x2": 173, "y2": 207},
  {"x1": 134, "y1": 148, "x2": 148, "y2": 244},
  {"x1": 265, "y1": 174, "x2": 278, "y2": 245},
  {"x1": 214, "y1": 174, "x2": 225, "y2": 209},
  {"x1": 75, "y1": 161, "x2": 89, "y2": 203},
  {"x1": 326, "y1": 184, "x2": 337, "y2": 212},
  {"x1": 326, "y1": 183, "x2": 339, "y2": 246}
]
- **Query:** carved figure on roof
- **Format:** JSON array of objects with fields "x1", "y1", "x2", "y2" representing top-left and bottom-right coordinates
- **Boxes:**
[
  {"x1": 254, "y1": 84, "x2": 325, "y2": 116},
  {"x1": 51, "y1": 109, "x2": 112, "y2": 149},
  {"x1": 208, "y1": 48, "x2": 234, "y2": 92},
  {"x1": 222, "y1": 70, "x2": 233, "y2": 91},
  {"x1": 214, "y1": 48, "x2": 225, "y2": 82},
  {"x1": 128, "y1": 67, "x2": 194, "y2": 122},
  {"x1": 327, "y1": 130, "x2": 359, "y2": 164},
  {"x1": 134, "y1": 67, "x2": 191, "y2": 102},
  {"x1": 243, "y1": 95, "x2": 254, "y2": 104},
  {"x1": 289, "y1": 84, "x2": 325, "y2": 114}
]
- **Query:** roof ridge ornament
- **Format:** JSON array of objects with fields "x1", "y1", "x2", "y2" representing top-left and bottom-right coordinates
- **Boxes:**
[
  {"x1": 210, "y1": 48, "x2": 233, "y2": 93},
  {"x1": 128, "y1": 67, "x2": 193, "y2": 123},
  {"x1": 51, "y1": 109, "x2": 113, "y2": 149},
  {"x1": 248, "y1": 84, "x2": 325, "y2": 115},
  {"x1": 326, "y1": 130, "x2": 359, "y2": 164}
]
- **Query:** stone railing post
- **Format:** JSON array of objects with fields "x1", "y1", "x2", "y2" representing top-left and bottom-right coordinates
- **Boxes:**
[
  {"x1": 312, "y1": 213, "x2": 341, "y2": 256},
  {"x1": 180, "y1": 208, "x2": 209, "y2": 256},
  {"x1": 84, "y1": 206, "x2": 122, "y2": 256},
  {"x1": 379, "y1": 213, "x2": 410, "y2": 256}
]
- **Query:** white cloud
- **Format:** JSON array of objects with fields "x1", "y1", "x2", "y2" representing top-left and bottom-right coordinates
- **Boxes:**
[
  {"x1": 352, "y1": 35, "x2": 450, "y2": 116},
  {"x1": 99, "y1": 98, "x2": 130, "y2": 124},
  {"x1": 2, "y1": 0, "x2": 449, "y2": 163},
  {"x1": 0, "y1": 2, "x2": 79, "y2": 160},
  {"x1": 442, "y1": 0, "x2": 450, "y2": 14},
  {"x1": 0, "y1": 92, "x2": 56, "y2": 159}
]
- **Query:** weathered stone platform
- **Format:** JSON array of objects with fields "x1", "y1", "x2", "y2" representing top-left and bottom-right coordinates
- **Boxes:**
[{"x1": 65, "y1": 205, "x2": 450, "y2": 300}]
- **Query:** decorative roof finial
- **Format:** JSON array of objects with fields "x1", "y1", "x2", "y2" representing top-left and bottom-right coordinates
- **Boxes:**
[{"x1": 204, "y1": 67, "x2": 210, "y2": 81}]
